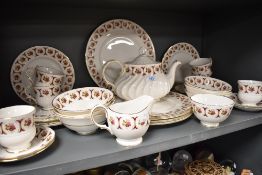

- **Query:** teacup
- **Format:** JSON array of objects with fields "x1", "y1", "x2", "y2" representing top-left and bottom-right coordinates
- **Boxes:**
[
  {"x1": 0, "y1": 105, "x2": 36, "y2": 153},
  {"x1": 27, "y1": 86, "x2": 61, "y2": 110},
  {"x1": 90, "y1": 95, "x2": 154, "y2": 146},
  {"x1": 27, "y1": 66, "x2": 64, "y2": 87},
  {"x1": 238, "y1": 80, "x2": 262, "y2": 106},
  {"x1": 189, "y1": 58, "x2": 212, "y2": 77}
]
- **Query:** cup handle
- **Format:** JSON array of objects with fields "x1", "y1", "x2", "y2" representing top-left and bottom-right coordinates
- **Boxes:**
[
  {"x1": 102, "y1": 60, "x2": 124, "y2": 90},
  {"x1": 25, "y1": 67, "x2": 35, "y2": 87},
  {"x1": 90, "y1": 105, "x2": 113, "y2": 135},
  {"x1": 24, "y1": 86, "x2": 37, "y2": 104}
]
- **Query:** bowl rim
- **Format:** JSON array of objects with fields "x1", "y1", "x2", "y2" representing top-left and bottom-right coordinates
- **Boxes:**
[
  {"x1": 191, "y1": 94, "x2": 235, "y2": 107},
  {"x1": 52, "y1": 87, "x2": 115, "y2": 112}
]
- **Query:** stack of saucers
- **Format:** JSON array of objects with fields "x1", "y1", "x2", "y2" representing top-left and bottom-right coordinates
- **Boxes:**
[
  {"x1": 52, "y1": 87, "x2": 114, "y2": 135},
  {"x1": 149, "y1": 92, "x2": 192, "y2": 125},
  {"x1": 184, "y1": 76, "x2": 232, "y2": 97}
]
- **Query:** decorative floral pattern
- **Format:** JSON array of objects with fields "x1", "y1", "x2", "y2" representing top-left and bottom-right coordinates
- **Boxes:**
[
  {"x1": 85, "y1": 19, "x2": 156, "y2": 89},
  {"x1": 10, "y1": 46, "x2": 75, "y2": 104},
  {"x1": 185, "y1": 76, "x2": 232, "y2": 92},
  {"x1": 192, "y1": 64, "x2": 212, "y2": 77},
  {"x1": 124, "y1": 64, "x2": 163, "y2": 76},
  {"x1": 238, "y1": 84, "x2": 262, "y2": 94},
  {"x1": 34, "y1": 87, "x2": 61, "y2": 97},
  {"x1": 109, "y1": 116, "x2": 149, "y2": 130},
  {"x1": 192, "y1": 103, "x2": 233, "y2": 119},
  {"x1": 36, "y1": 71, "x2": 64, "y2": 86},
  {"x1": 0, "y1": 117, "x2": 34, "y2": 135},
  {"x1": 53, "y1": 87, "x2": 114, "y2": 110},
  {"x1": 162, "y1": 42, "x2": 199, "y2": 74}
]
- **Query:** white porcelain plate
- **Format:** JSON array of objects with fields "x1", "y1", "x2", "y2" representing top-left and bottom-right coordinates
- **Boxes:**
[
  {"x1": 85, "y1": 19, "x2": 156, "y2": 88},
  {"x1": 150, "y1": 111, "x2": 192, "y2": 125},
  {"x1": 150, "y1": 92, "x2": 192, "y2": 120},
  {"x1": 0, "y1": 126, "x2": 55, "y2": 162},
  {"x1": 231, "y1": 93, "x2": 262, "y2": 112},
  {"x1": 34, "y1": 107, "x2": 60, "y2": 123},
  {"x1": 10, "y1": 46, "x2": 75, "y2": 104},
  {"x1": 162, "y1": 42, "x2": 199, "y2": 83}
]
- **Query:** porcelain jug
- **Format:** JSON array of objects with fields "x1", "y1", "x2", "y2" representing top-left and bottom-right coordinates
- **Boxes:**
[
  {"x1": 90, "y1": 95, "x2": 154, "y2": 146},
  {"x1": 102, "y1": 55, "x2": 181, "y2": 100}
]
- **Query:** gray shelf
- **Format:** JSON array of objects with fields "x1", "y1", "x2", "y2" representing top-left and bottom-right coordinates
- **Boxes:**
[{"x1": 1, "y1": 110, "x2": 262, "y2": 175}]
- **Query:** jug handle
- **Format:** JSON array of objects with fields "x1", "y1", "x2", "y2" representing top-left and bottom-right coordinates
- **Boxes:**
[
  {"x1": 102, "y1": 60, "x2": 124, "y2": 90},
  {"x1": 90, "y1": 105, "x2": 113, "y2": 135}
]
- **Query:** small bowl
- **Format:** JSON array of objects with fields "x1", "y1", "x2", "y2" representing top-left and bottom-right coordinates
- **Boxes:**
[
  {"x1": 191, "y1": 94, "x2": 234, "y2": 127},
  {"x1": 185, "y1": 76, "x2": 232, "y2": 92},
  {"x1": 55, "y1": 110, "x2": 106, "y2": 135},
  {"x1": 52, "y1": 87, "x2": 114, "y2": 114}
]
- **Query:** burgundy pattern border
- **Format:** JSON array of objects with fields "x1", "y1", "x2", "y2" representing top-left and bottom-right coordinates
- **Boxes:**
[
  {"x1": 162, "y1": 42, "x2": 200, "y2": 74},
  {"x1": 85, "y1": 19, "x2": 156, "y2": 89},
  {"x1": 10, "y1": 46, "x2": 75, "y2": 104}
]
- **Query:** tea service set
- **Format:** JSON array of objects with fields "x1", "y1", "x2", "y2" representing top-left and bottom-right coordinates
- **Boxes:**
[{"x1": 2, "y1": 19, "x2": 261, "y2": 162}]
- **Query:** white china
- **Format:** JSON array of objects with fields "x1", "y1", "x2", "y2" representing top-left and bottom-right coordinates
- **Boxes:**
[
  {"x1": 150, "y1": 112, "x2": 192, "y2": 126},
  {"x1": 162, "y1": 42, "x2": 200, "y2": 83},
  {"x1": 36, "y1": 120, "x2": 62, "y2": 127},
  {"x1": 10, "y1": 46, "x2": 75, "y2": 104},
  {"x1": 0, "y1": 126, "x2": 55, "y2": 162},
  {"x1": 55, "y1": 111, "x2": 106, "y2": 135},
  {"x1": 90, "y1": 95, "x2": 154, "y2": 146},
  {"x1": 102, "y1": 55, "x2": 181, "y2": 100},
  {"x1": 27, "y1": 65, "x2": 64, "y2": 87},
  {"x1": 231, "y1": 93, "x2": 262, "y2": 112},
  {"x1": 0, "y1": 105, "x2": 36, "y2": 153},
  {"x1": 85, "y1": 19, "x2": 156, "y2": 88},
  {"x1": 52, "y1": 87, "x2": 115, "y2": 114},
  {"x1": 189, "y1": 58, "x2": 212, "y2": 76},
  {"x1": 150, "y1": 92, "x2": 192, "y2": 120},
  {"x1": 237, "y1": 80, "x2": 262, "y2": 106},
  {"x1": 34, "y1": 108, "x2": 59, "y2": 123},
  {"x1": 27, "y1": 86, "x2": 61, "y2": 110},
  {"x1": 185, "y1": 76, "x2": 232, "y2": 97},
  {"x1": 191, "y1": 94, "x2": 235, "y2": 127}
]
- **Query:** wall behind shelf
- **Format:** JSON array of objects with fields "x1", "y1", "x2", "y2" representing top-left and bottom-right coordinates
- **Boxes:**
[
  {"x1": 202, "y1": 10, "x2": 262, "y2": 91},
  {"x1": 0, "y1": 7, "x2": 202, "y2": 107}
]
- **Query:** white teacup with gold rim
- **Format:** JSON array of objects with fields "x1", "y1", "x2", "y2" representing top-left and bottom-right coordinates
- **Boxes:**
[
  {"x1": 90, "y1": 95, "x2": 154, "y2": 146},
  {"x1": 189, "y1": 58, "x2": 212, "y2": 77},
  {"x1": 26, "y1": 66, "x2": 64, "y2": 87},
  {"x1": 27, "y1": 86, "x2": 61, "y2": 110},
  {"x1": 0, "y1": 105, "x2": 36, "y2": 153},
  {"x1": 238, "y1": 80, "x2": 262, "y2": 106}
]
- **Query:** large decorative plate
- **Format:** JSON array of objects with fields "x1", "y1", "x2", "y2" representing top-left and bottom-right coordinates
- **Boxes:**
[
  {"x1": 162, "y1": 42, "x2": 199, "y2": 83},
  {"x1": 10, "y1": 46, "x2": 75, "y2": 104},
  {"x1": 0, "y1": 126, "x2": 55, "y2": 162},
  {"x1": 150, "y1": 92, "x2": 192, "y2": 119},
  {"x1": 85, "y1": 19, "x2": 156, "y2": 88}
]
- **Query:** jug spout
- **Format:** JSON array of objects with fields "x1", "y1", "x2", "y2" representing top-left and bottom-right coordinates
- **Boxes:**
[{"x1": 167, "y1": 61, "x2": 182, "y2": 88}]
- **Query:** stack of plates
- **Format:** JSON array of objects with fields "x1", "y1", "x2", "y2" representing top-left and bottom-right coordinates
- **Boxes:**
[
  {"x1": 150, "y1": 92, "x2": 192, "y2": 125},
  {"x1": 184, "y1": 76, "x2": 232, "y2": 97}
]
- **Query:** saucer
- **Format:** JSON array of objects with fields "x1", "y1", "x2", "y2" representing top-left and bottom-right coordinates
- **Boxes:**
[
  {"x1": 150, "y1": 92, "x2": 192, "y2": 119},
  {"x1": 0, "y1": 126, "x2": 55, "y2": 162},
  {"x1": 231, "y1": 93, "x2": 262, "y2": 112},
  {"x1": 36, "y1": 120, "x2": 62, "y2": 127},
  {"x1": 10, "y1": 46, "x2": 75, "y2": 104},
  {"x1": 35, "y1": 107, "x2": 59, "y2": 123}
]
